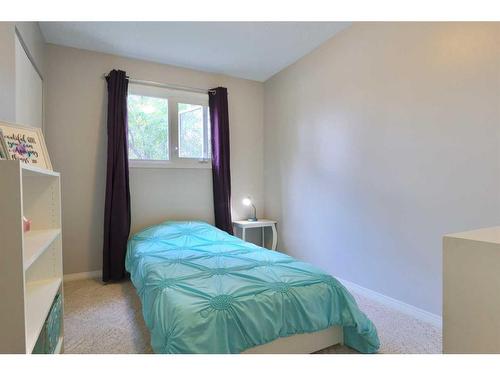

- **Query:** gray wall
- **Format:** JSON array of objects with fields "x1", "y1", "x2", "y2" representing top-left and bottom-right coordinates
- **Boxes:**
[
  {"x1": 263, "y1": 22, "x2": 500, "y2": 315},
  {"x1": 44, "y1": 44, "x2": 264, "y2": 274}
]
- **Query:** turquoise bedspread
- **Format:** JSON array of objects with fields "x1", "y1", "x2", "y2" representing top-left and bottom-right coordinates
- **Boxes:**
[{"x1": 126, "y1": 221, "x2": 379, "y2": 354}]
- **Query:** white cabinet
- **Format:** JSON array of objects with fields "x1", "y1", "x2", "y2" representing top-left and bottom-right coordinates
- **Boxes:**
[
  {"x1": 443, "y1": 226, "x2": 500, "y2": 353},
  {"x1": 0, "y1": 160, "x2": 63, "y2": 353}
]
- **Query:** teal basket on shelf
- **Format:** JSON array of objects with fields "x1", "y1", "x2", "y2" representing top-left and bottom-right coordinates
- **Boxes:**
[{"x1": 32, "y1": 292, "x2": 62, "y2": 354}]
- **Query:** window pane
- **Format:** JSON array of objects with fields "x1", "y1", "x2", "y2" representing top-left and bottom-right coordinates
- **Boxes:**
[
  {"x1": 178, "y1": 103, "x2": 204, "y2": 159},
  {"x1": 127, "y1": 94, "x2": 169, "y2": 160}
]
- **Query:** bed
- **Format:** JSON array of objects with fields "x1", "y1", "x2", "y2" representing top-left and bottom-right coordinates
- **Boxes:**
[{"x1": 126, "y1": 221, "x2": 379, "y2": 354}]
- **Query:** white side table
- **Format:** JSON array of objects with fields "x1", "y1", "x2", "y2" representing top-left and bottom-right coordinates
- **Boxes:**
[{"x1": 233, "y1": 219, "x2": 278, "y2": 250}]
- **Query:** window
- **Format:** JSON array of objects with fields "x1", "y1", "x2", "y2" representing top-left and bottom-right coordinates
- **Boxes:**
[
  {"x1": 127, "y1": 83, "x2": 211, "y2": 168},
  {"x1": 178, "y1": 103, "x2": 211, "y2": 159}
]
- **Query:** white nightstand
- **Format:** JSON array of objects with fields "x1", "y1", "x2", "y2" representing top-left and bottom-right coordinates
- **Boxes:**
[{"x1": 233, "y1": 219, "x2": 278, "y2": 250}]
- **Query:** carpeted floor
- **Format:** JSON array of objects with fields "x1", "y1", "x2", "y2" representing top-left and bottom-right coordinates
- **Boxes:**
[{"x1": 63, "y1": 278, "x2": 442, "y2": 354}]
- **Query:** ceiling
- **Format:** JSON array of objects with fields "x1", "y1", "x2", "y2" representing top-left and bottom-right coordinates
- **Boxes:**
[{"x1": 39, "y1": 22, "x2": 350, "y2": 81}]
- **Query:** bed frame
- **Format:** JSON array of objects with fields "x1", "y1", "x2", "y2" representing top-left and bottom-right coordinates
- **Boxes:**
[{"x1": 242, "y1": 326, "x2": 343, "y2": 354}]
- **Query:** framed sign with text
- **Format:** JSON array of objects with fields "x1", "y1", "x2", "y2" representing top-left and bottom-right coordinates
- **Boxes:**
[{"x1": 0, "y1": 121, "x2": 52, "y2": 170}]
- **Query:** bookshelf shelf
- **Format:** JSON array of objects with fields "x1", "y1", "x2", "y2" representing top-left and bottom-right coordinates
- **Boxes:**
[
  {"x1": 21, "y1": 163, "x2": 60, "y2": 178},
  {"x1": 54, "y1": 336, "x2": 63, "y2": 354},
  {"x1": 24, "y1": 229, "x2": 61, "y2": 270}
]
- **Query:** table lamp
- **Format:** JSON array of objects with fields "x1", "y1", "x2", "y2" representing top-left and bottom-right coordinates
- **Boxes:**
[{"x1": 242, "y1": 197, "x2": 257, "y2": 222}]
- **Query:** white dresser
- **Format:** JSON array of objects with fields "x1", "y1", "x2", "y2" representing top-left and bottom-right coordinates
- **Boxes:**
[{"x1": 443, "y1": 226, "x2": 500, "y2": 353}]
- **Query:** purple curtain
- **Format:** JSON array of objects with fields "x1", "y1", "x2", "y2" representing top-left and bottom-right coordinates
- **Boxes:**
[
  {"x1": 209, "y1": 87, "x2": 233, "y2": 234},
  {"x1": 102, "y1": 69, "x2": 131, "y2": 282}
]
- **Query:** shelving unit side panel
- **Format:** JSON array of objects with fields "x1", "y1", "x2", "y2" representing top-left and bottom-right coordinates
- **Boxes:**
[{"x1": 0, "y1": 161, "x2": 27, "y2": 353}]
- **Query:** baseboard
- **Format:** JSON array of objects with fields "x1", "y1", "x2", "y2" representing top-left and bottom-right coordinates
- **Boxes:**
[
  {"x1": 63, "y1": 270, "x2": 102, "y2": 282},
  {"x1": 335, "y1": 276, "x2": 442, "y2": 328}
]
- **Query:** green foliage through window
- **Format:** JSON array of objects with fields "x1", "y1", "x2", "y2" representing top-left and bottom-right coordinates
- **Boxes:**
[
  {"x1": 127, "y1": 95, "x2": 169, "y2": 160},
  {"x1": 179, "y1": 103, "x2": 204, "y2": 159}
]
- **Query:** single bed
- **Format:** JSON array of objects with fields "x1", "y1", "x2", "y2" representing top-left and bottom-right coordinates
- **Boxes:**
[{"x1": 126, "y1": 221, "x2": 379, "y2": 354}]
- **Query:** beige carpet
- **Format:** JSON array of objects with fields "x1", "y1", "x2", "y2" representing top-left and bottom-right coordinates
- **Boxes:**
[{"x1": 63, "y1": 278, "x2": 442, "y2": 354}]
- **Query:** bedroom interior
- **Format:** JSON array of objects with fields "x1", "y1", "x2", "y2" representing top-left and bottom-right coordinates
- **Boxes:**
[{"x1": 0, "y1": 1, "x2": 499, "y2": 373}]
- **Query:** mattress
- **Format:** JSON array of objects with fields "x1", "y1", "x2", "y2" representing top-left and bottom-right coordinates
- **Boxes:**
[{"x1": 126, "y1": 221, "x2": 380, "y2": 353}]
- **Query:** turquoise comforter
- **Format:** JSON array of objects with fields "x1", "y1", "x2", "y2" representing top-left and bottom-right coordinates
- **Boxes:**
[{"x1": 126, "y1": 221, "x2": 379, "y2": 353}]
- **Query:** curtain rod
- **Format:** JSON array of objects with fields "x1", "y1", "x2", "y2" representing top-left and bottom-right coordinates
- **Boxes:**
[{"x1": 102, "y1": 74, "x2": 217, "y2": 95}]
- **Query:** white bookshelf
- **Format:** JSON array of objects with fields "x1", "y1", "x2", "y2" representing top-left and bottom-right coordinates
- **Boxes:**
[{"x1": 0, "y1": 160, "x2": 64, "y2": 353}]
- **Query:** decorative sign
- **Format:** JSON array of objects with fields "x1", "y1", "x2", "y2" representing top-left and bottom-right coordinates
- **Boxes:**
[{"x1": 0, "y1": 122, "x2": 52, "y2": 170}]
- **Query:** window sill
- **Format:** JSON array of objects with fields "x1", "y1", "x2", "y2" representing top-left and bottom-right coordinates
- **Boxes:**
[{"x1": 129, "y1": 160, "x2": 212, "y2": 169}]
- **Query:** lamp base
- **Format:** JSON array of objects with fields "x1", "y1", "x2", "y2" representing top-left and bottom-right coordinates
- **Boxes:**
[{"x1": 247, "y1": 218, "x2": 258, "y2": 222}]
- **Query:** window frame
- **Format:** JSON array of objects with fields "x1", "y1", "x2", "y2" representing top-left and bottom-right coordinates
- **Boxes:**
[{"x1": 127, "y1": 83, "x2": 211, "y2": 169}]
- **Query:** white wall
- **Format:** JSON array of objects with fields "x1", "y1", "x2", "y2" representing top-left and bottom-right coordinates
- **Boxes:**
[
  {"x1": 44, "y1": 44, "x2": 264, "y2": 274},
  {"x1": 0, "y1": 22, "x2": 45, "y2": 126},
  {"x1": 14, "y1": 23, "x2": 46, "y2": 76},
  {"x1": 263, "y1": 22, "x2": 500, "y2": 315},
  {"x1": 15, "y1": 34, "x2": 43, "y2": 128},
  {"x1": 0, "y1": 23, "x2": 16, "y2": 122}
]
